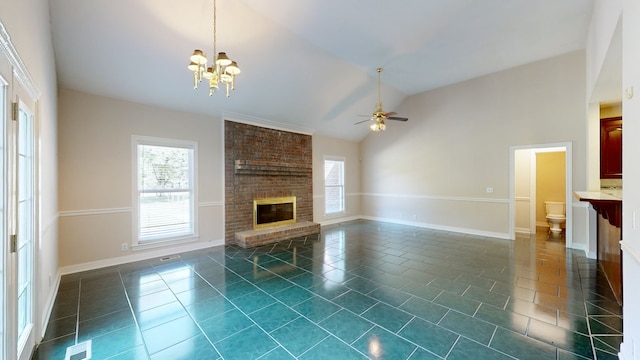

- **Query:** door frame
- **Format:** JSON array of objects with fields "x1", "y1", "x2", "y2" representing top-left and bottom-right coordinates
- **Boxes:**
[{"x1": 510, "y1": 142, "x2": 573, "y2": 247}]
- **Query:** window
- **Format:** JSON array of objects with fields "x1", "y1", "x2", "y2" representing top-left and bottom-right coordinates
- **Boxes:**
[
  {"x1": 133, "y1": 136, "x2": 197, "y2": 245},
  {"x1": 324, "y1": 158, "x2": 345, "y2": 214}
]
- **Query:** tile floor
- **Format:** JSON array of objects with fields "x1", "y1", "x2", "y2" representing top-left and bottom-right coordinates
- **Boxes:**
[{"x1": 33, "y1": 220, "x2": 623, "y2": 359}]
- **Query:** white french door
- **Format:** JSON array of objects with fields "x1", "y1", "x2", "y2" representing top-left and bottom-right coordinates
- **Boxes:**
[
  {"x1": 12, "y1": 97, "x2": 36, "y2": 360},
  {"x1": 3, "y1": 90, "x2": 37, "y2": 360},
  {"x1": 0, "y1": 73, "x2": 8, "y2": 360}
]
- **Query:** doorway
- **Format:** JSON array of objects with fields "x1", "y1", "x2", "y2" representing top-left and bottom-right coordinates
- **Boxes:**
[{"x1": 510, "y1": 143, "x2": 573, "y2": 247}]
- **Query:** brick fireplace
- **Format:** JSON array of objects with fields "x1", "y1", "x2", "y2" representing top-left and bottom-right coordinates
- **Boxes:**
[{"x1": 224, "y1": 121, "x2": 319, "y2": 247}]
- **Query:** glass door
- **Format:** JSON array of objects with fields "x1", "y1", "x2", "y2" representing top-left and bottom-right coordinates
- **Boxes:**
[
  {"x1": 9, "y1": 97, "x2": 36, "y2": 360},
  {"x1": 0, "y1": 73, "x2": 7, "y2": 360},
  {"x1": 17, "y1": 100, "x2": 34, "y2": 359}
]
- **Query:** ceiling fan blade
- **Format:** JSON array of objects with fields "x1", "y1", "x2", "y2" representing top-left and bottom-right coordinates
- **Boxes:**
[
  {"x1": 354, "y1": 119, "x2": 373, "y2": 125},
  {"x1": 384, "y1": 112, "x2": 397, "y2": 117},
  {"x1": 387, "y1": 116, "x2": 408, "y2": 121}
]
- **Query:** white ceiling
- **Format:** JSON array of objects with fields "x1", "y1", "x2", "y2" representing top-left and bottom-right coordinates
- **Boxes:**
[{"x1": 49, "y1": 0, "x2": 596, "y2": 141}]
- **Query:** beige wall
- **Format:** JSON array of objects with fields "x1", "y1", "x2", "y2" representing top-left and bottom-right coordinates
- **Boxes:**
[
  {"x1": 312, "y1": 135, "x2": 361, "y2": 224},
  {"x1": 58, "y1": 89, "x2": 225, "y2": 269},
  {"x1": 360, "y1": 51, "x2": 586, "y2": 239},
  {"x1": 535, "y1": 152, "x2": 566, "y2": 226}
]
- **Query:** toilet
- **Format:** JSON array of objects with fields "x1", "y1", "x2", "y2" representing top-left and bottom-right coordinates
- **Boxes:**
[{"x1": 544, "y1": 201, "x2": 566, "y2": 234}]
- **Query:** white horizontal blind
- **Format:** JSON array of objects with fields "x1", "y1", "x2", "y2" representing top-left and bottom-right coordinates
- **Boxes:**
[
  {"x1": 137, "y1": 142, "x2": 194, "y2": 242},
  {"x1": 324, "y1": 159, "x2": 345, "y2": 214}
]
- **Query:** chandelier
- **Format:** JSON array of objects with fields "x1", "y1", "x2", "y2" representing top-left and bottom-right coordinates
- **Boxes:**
[{"x1": 188, "y1": 0, "x2": 240, "y2": 97}]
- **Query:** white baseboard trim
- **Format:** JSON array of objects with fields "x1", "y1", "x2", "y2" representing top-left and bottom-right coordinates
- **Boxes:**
[
  {"x1": 568, "y1": 243, "x2": 597, "y2": 259},
  {"x1": 39, "y1": 269, "x2": 62, "y2": 340},
  {"x1": 621, "y1": 240, "x2": 640, "y2": 266},
  {"x1": 318, "y1": 215, "x2": 361, "y2": 226},
  {"x1": 515, "y1": 227, "x2": 533, "y2": 235},
  {"x1": 360, "y1": 216, "x2": 511, "y2": 240},
  {"x1": 618, "y1": 343, "x2": 628, "y2": 360},
  {"x1": 59, "y1": 239, "x2": 224, "y2": 275}
]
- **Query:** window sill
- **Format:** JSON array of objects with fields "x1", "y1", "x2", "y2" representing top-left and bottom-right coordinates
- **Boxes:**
[
  {"x1": 132, "y1": 235, "x2": 200, "y2": 252},
  {"x1": 324, "y1": 212, "x2": 346, "y2": 218}
]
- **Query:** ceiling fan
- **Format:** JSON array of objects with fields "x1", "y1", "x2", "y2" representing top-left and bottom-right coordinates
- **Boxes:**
[{"x1": 355, "y1": 67, "x2": 408, "y2": 132}]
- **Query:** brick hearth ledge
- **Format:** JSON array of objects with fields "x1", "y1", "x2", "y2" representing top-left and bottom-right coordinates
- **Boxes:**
[{"x1": 234, "y1": 221, "x2": 320, "y2": 248}]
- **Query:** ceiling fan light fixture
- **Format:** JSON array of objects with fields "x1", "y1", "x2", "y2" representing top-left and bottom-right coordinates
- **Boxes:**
[
  {"x1": 370, "y1": 120, "x2": 385, "y2": 132},
  {"x1": 354, "y1": 67, "x2": 408, "y2": 131}
]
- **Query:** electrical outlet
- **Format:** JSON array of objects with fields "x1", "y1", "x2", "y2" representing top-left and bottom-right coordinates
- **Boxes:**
[
  {"x1": 486, "y1": 187, "x2": 494, "y2": 193},
  {"x1": 121, "y1": 243, "x2": 129, "y2": 251}
]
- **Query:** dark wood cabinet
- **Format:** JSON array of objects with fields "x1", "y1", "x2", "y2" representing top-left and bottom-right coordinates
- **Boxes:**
[{"x1": 600, "y1": 116, "x2": 622, "y2": 179}]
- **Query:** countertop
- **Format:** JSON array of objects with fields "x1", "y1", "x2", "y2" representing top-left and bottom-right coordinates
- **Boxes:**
[{"x1": 574, "y1": 189, "x2": 622, "y2": 201}]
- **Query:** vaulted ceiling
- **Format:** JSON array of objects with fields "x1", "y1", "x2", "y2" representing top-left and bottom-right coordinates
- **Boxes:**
[{"x1": 50, "y1": 0, "x2": 595, "y2": 141}]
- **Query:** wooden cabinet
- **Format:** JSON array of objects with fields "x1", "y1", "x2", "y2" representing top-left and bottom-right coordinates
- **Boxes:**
[{"x1": 600, "y1": 117, "x2": 622, "y2": 179}]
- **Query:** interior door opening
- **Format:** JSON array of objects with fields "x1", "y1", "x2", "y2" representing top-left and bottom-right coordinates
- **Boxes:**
[{"x1": 510, "y1": 143, "x2": 573, "y2": 248}]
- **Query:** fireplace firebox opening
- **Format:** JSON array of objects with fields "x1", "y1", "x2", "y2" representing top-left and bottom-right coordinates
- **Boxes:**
[{"x1": 254, "y1": 196, "x2": 296, "y2": 230}]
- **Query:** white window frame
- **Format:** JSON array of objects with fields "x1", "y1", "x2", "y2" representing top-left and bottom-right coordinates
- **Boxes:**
[
  {"x1": 324, "y1": 157, "x2": 345, "y2": 215},
  {"x1": 132, "y1": 135, "x2": 198, "y2": 249}
]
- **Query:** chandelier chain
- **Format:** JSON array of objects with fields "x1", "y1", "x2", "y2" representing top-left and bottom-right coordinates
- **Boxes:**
[{"x1": 213, "y1": 0, "x2": 217, "y2": 60}]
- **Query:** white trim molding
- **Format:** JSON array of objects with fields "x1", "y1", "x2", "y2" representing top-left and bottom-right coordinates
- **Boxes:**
[
  {"x1": 59, "y1": 202, "x2": 223, "y2": 218},
  {"x1": 361, "y1": 192, "x2": 509, "y2": 204},
  {"x1": 199, "y1": 201, "x2": 223, "y2": 207},
  {"x1": 59, "y1": 207, "x2": 132, "y2": 217},
  {"x1": 621, "y1": 241, "x2": 640, "y2": 266},
  {"x1": 0, "y1": 20, "x2": 40, "y2": 99},
  {"x1": 223, "y1": 111, "x2": 316, "y2": 136},
  {"x1": 360, "y1": 215, "x2": 511, "y2": 240}
]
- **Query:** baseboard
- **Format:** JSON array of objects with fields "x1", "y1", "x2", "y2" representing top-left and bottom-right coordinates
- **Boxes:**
[
  {"x1": 515, "y1": 227, "x2": 533, "y2": 235},
  {"x1": 318, "y1": 215, "x2": 361, "y2": 227},
  {"x1": 59, "y1": 239, "x2": 224, "y2": 275},
  {"x1": 360, "y1": 216, "x2": 511, "y2": 240},
  {"x1": 618, "y1": 343, "x2": 628, "y2": 360},
  {"x1": 39, "y1": 269, "x2": 62, "y2": 340}
]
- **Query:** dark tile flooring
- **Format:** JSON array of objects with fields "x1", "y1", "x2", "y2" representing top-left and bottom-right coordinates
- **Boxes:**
[{"x1": 33, "y1": 220, "x2": 622, "y2": 359}]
